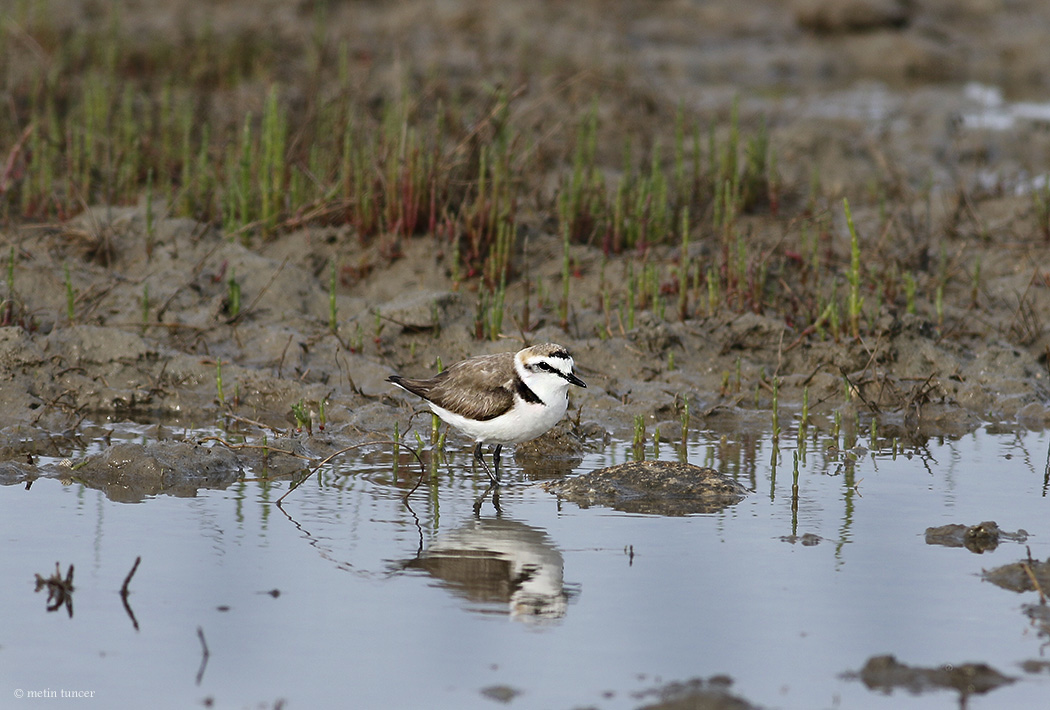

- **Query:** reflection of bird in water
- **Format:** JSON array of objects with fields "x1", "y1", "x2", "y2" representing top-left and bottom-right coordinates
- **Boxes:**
[{"x1": 404, "y1": 518, "x2": 577, "y2": 623}]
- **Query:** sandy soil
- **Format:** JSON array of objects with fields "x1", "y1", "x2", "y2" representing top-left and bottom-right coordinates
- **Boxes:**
[{"x1": 3, "y1": 0, "x2": 1050, "y2": 495}]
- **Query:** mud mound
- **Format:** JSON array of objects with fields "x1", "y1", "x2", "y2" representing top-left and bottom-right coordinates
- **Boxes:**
[
  {"x1": 64, "y1": 441, "x2": 244, "y2": 502},
  {"x1": 848, "y1": 654, "x2": 1014, "y2": 697},
  {"x1": 543, "y1": 460, "x2": 749, "y2": 515},
  {"x1": 982, "y1": 556, "x2": 1050, "y2": 594},
  {"x1": 925, "y1": 521, "x2": 1029, "y2": 553}
]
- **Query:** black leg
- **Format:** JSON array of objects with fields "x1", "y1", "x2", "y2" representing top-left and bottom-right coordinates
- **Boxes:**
[
  {"x1": 473, "y1": 441, "x2": 498, "y2": 484},
  {"x1": 492, "y1": 444, "x2": 503, "y2": 483}
]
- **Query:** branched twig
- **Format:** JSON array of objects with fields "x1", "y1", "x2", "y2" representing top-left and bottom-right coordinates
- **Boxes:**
[
  {"x1": 903, "y1": 372, "x2": 937, "y2": 422},
  {"x1": 840, "y1": 368, "x2": 882, "y2": 415},
  {"x1": 223, "y1": 414, "x2": 286, "y2": 436},
  {"x1": 195, "y1": 626, "x2": 210, "y2": 686},
  {"x1": 121, "y1": 556, "x2": 141, "y2": 597},
  {"x1": 199, "y1": 436, "x2": 314, "y2": 461},
  {"x1": 34, "y1": 562, "x2": 74, "y2": 617},
  {"x1": 120, "y1": 556, "x2": 141, "y2": 631},
  {"x1": 203, "y1": 427, "x2": 433, "y2": 506},
  {"x1": 275, "y1": 438, "x2": 430, "y2": 506}
]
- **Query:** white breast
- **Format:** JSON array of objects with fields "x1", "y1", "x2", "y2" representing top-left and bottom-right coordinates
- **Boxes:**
[{"x1": 429, "y1": 392, "x2": 568, "y2": 445}]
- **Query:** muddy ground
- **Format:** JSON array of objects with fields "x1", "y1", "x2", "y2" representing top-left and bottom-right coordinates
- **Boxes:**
[{"x1": 3, "y1": 0, "x2": 1050, "y2": 497}]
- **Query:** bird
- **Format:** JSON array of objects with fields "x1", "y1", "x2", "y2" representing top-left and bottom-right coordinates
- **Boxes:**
[{"x1": 387, "y1": 343, "x2": 586, "y2": 484}]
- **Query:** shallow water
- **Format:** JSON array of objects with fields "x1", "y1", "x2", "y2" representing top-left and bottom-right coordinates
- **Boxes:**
[{"x1": 2, "y1": 423, "x2": 1049, "y2": 709}]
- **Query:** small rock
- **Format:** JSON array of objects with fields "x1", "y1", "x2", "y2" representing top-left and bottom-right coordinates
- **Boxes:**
[
  {"x1": 480, "y1": 685, "x2": 521, "y2": 704},
  {"x1": 1020, "y1": 659, "x2": 1050, "y2": 675},
  {"x1": 925, "y1": 521, "x2": 1027, "y2": 553}
]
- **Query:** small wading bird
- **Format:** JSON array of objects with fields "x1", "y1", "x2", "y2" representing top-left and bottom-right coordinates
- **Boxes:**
[{"x1": 387, "y1": 343, "x2": 586, "y2": 483}]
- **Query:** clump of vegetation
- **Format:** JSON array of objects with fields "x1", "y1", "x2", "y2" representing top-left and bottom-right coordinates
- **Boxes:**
[{"x1": 0, "y1": 0, "x2": 992, "y2": 350}]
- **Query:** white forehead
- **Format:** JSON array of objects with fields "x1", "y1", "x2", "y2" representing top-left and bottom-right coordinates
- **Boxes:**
[{"x1": 517, "y1": 347, "x2": 574, "y2": 371}]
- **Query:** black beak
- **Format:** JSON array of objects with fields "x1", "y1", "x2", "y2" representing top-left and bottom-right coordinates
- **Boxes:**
[{"x1": 566, "y1": 372, "x2": 587, "y2": 388}]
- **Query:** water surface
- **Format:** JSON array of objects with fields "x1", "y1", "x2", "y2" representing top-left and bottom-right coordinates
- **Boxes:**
[{"x1": 2, "y1": 424, "x2": 1048, "y2": 709}]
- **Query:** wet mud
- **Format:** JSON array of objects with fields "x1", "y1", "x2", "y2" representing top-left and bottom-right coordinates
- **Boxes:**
[
  {"x1": 635, "y1": 676, "x2": 758, "y2": 710},
  {"x1": 4, "y1": 1, "x2": 1050, "y2": 505},
  {"x1": 543, "y1": 460, "x2": 748, "y2": 515}
]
